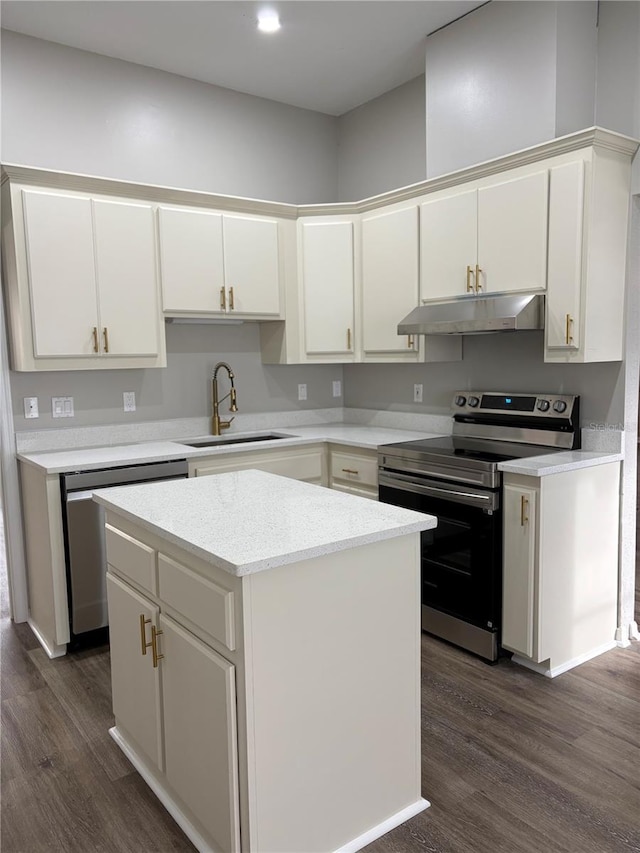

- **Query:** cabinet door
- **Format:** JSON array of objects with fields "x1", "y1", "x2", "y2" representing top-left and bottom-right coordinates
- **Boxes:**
[
  {"x1": 546, "y1": 162, "x2": 583, "y2": 350},
  {"x1": 223, "y1": 215, "x2": 280, "y2": 316},
  {"x1": 160, "y1": 615, "x2": 241, "y2": 853},
  {"x1": 362, "y1": 206, "x2": 419, "y2": 355},
  {"x1": 158, "y1": 207, "x2": 225, "y2": 313},
  {"x1": 301, "y1": 220, "x2": 354, "y2": 355},
  {"x1": 478, "y1": 171, "x2": 548, "y2": 294},
  {"x1": 502, "y1": 484, "x2": 538, "y2": 658},
  {"x1": 22, "y1": 190, "x2": 99, "y2": 357},
  {"x1": 106, "y1": 573, "x2": 163, "y2": 769},
  {"x1": 420, "y1": 189, "x2": 477, "y2": 300},
  {"x1": 93, "y1": 199, "x2": 160, "y2": 356}
]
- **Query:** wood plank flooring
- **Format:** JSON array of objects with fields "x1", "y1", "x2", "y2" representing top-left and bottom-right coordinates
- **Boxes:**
[{"x1": 1, "y1": 504, "x2": 640, "y2": 852}]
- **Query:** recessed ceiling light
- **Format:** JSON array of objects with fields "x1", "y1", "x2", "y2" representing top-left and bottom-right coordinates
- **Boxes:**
[{"x1": 257, "y1": 9, "x2": 280, "y2": 34}]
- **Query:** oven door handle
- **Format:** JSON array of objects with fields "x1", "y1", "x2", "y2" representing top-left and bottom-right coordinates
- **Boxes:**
[{"x1": 379, "y1": 471, "x2": 499, "y2": 510}]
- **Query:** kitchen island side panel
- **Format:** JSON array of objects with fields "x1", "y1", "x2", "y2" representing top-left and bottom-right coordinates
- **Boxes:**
[{"x1": 242, "y1": 533, "x2": 423, "y2": 853}]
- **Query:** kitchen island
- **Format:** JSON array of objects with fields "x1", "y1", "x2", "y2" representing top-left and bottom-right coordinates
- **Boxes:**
[{"x1": 94, "y1": 469, "x2": 436, "y2": 853}]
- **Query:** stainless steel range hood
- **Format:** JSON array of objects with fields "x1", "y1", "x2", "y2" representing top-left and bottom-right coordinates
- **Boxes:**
[{"x1": 398, "y1": 293, "x2": 544, "y2": 336}]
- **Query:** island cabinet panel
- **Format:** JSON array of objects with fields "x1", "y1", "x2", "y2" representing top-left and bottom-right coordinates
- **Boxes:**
[
  {"x1": 105, "y1": 523, "x2": 156, "y2": 594},
  {"x1": 106, "y1": 572, "x2": 163, "y2": 770},
  {"x1": 158, "y1": 553, "x2": 236, "y2": 652},
  {"x1": 160, "y1": 614, "x2": 241, "y2": 853}
]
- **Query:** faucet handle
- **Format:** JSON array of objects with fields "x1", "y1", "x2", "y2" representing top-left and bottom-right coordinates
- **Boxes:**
[{"x1": 220, "y1": 417, "x2": 235, "y2": 431}]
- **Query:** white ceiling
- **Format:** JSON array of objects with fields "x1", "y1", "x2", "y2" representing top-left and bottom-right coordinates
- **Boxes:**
[{"x1": 0, "y1": 1, "x2": 485, "y2": 116}]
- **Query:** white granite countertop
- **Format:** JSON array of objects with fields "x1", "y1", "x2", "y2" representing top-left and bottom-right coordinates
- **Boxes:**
[
  {"x1": 93, "y1": 469, "x2": 436, "y2": 576},
  {"x1": 498, "y1": 451, "x2": 623, "y2": 477},
  {"x1": 17, "y1": 425, "x2": 443, "y2": 474}
]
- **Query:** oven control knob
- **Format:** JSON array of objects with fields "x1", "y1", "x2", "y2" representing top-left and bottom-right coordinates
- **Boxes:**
[
  {"x1": 454, "y1": 395, "x2": 467, "y2": 407},
  {"x1": 553, "y1": 400, "x2": 568, "y2": 413},
  {"x1": 468, "y1": 396, "x2": 480, "y2": 408},
  {"x1": 537, "y1": 399, "x2": 550, "y2": 412}
]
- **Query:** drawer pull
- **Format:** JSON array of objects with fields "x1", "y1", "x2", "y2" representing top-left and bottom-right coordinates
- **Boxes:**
[
  {"x1": 139, "y1": 614, "x2": 152, "y2": 656},
  {"x1": 151, "y1": 625, "x2": 164, "y2": 668},
  {"x1": 342, "y1": 468, "x2": 359, "y2": 475}
]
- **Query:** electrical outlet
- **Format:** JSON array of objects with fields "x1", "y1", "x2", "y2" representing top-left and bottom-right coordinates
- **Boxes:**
[
  {"x1": 52, "y1": 396, "x2": 74, "y2": 418},
  {"x1": 123, "y1": 391, "x2": 136, "y2": 412},
  {"x1": 24, "y1": 397, "x2": 39, "y2": 419},
  {"x1": 298, "y1": 383, "x2": 307, "y2": 401},
  {"x1": 332, "y1": 380, "x2": 342, "y2": 398},
  {"x1": 413, "y1": 384, "x2": 423, "y2": 404}
]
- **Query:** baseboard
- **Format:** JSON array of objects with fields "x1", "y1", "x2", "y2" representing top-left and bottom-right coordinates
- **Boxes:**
[
  {"x1": 512, "y1": 640, "x2": 617, "y2": 678},
  {"x1": 28, "y1": 618, "x2": 67, "y2": 658},
  {"x1": 335, "y1": 798, "x2": 430, "y2": 853}
]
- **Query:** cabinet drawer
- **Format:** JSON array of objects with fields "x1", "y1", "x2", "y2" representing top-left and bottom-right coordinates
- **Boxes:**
[
  {"x1": 192, "y1": 448, "x2": 323, "y2": 483},
  {"x1": 158, "y1": 554, "x2": 236, "y2": 652},
  {"x1": 330, "y1": 450, "x2": 378, "y2": 489},
  {"x1": 106, "y1": 524, "x2": 156, "y2": 593}
]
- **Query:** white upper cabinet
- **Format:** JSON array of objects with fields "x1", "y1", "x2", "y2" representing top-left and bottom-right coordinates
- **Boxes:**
[
  {"x1": 545, "y1": 161, "x2": 584, "y2": 352},
  {"x1": 361, "y1": 205, "x2": 420, "y2": 358},
  {"x1": 159, "y1": 207, "x2": 281, "y2": 318},
  {"x1": 300, "y1": 218, "x2": 355, "y2": 358},
  {"x1": 159, "y1": 207, "x2": 224, "y2": 314},
  {"x1": 93, "y1": 199, "x2": 161, "y2": 357},
  {"x1": 223, "y1": 215, "x2": 280, "y2": 316},
  {"x1": 23, "y1": 190, "x2": 99, "y2": 357},
  {"x1": 420, "y1": 189, "x2": 477, "y2": 301},
  {"x1": 11, "y1": 188, "x2": 165, "y2": 370},
  {"x1": 420, "y1": 170, "x2": 548, "y2": 300},
  {"x1": 477, "y1": 170, "x2": 548, "y2": 294}
]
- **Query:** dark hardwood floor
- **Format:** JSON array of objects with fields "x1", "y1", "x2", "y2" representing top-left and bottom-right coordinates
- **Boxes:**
[{"x1": 1, "y1": 503, "x2": 639, "y2": 853}]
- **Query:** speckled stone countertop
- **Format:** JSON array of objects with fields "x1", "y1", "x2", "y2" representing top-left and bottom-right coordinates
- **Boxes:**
[
  {"x1": 93, "y1": 469, "x2": 436, "y2": 576},
  {"x1": 17, "y1": 425, "x2": 444, "y2": 474},
  {"x1": 498, "y1": 451, "x2": 623, "y2": 477}
]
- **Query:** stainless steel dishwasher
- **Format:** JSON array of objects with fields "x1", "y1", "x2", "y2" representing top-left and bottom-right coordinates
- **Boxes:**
[{"x1": 60, "y1": 459, "x2": 188, "y2": 645}]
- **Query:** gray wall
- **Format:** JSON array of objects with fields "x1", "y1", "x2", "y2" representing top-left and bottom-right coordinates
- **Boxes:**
[
  {"x1": 0, "y1": 30, "x2": 339, "y2": 204},
  {"x1": 424, "y1": 1, "x2": 597, "y2": 178},
  {"x1": 336, "y1": 76, "x2": 426, "y2": 202},
  {"x1": 344, "y1": 333, "x2": 624, "y2": 427},
  {"x1": 10, "y1": 324, "x2": 343, "y2": 432}
]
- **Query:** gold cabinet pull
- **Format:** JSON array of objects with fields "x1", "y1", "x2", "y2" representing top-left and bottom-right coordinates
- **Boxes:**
[
  {"x1": 151, "y1": 625, "x2": 164, "y2": 668},
  {"x1": 342, "y1": 468, "x2": 359, "y2": 475},
  {"x1": 566, "y1": 314, "x2": 574, "y2": 345},
  {"x1": 407, "y1": 335, "x2": 415, "y2": 348},
  {"x1": 520, "y1": 495, "x2": 529, "y2": 526},
  {"x1": 102, "y1": 327, "x2": 109, "y2": 353},
  {"x1": 220, "y1": 286, "x2": 226, "y2": 310},
  {"x1": 466, "y1": 265, "x2": 474, "y2": 293},
  {"x1": 475, "y1": 264, "x2": 482, "y2": 292},
  {"x1": 139, "y1": 614, "x2": 152, "y2": 656},
  {"x1": 347, "y1": 328, "x2": 352, "y2": 350},
  {"x1": 92, "y1": 326, "x2": 99, "y2": 353},
  {"x1": 229, "y1": 286, "x2": 235, "y2": 310}
]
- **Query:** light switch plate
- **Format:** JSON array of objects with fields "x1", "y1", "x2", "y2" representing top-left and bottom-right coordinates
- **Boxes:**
[
  {"x1": 413, "y1": 384, "x2": 423, "y2": 404},
  {"x1": 298, "y1": 384, "x2": 307, "y2": 401},
  {"x1": 24, "y1": 397, "x2": 39, "y2": 419},
  {"x1": 52, "y1": 396, "x2": 74, "y2": 418},
  {"x1": 123, "y1": 391, "x2": 136, "y2": 412},
  {"x1": 332, "y1": 380, "x2": 342, "y2": 398}
]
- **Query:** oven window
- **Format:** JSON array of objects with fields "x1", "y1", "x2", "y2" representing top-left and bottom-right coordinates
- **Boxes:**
[{"x1": 422, "y1": 516, "x2": 472, "y2": 576}]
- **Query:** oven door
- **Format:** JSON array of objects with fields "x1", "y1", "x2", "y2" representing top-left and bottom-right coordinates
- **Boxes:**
[{"x1": 378, "y1": 472, "x2": 502, "y2": 633}]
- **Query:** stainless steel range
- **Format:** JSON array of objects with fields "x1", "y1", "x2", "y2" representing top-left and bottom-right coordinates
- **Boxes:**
[{"x1": 378, "y1": 391, "x2": 581, "y2": 662}]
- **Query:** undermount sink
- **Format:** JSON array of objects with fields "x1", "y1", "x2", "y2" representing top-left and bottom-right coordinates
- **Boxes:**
[{"x1": 180, "y1": 433, "x2": 290, "y2": 448}]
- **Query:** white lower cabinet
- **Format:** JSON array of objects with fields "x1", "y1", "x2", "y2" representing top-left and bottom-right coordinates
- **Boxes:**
[
  {"x1": 328, "y1": 445, "x2": 378, "y2": 500},
  {"x1": 501, "y1": 464, "x2": 620, "y2": 677}
]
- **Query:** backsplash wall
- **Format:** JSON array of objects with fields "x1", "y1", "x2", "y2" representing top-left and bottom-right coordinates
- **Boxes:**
[
  {"x1": 343, "y1": 331, "x2": 624, "y2": 428},
  {"x1": 10, "y1": 323, "x2": 344, "y2": 432}
]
